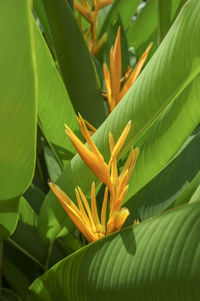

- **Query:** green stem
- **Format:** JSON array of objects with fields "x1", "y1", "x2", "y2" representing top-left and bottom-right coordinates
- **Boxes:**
[
  {"x1": 6, "y1": 238, "x2": 44, "y2": 270},
  {"x1": 44, "y1": 240, "x2": 54, "y2": 271}
]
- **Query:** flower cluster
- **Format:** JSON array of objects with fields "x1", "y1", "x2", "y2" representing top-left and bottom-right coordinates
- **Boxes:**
[
  {"x1": 74, "y1": 0, "x2": 113, "y2": 54},
  {"x1": 49, "y1": 114, "x2": 139, "y2": 242},
  {"x1": 103, "y1": 27, "x2": 152, "y2": 112},
  {"x1": 75, "y1": 2, "x2": 151, "y2": 117}
]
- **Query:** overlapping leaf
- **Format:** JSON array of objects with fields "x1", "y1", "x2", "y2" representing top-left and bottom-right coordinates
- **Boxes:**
[
  {"x1": 42, "y1": 0, "x2": 106, "y2": 126},
  {"x1": 99, "y1": 0, "x2": 141, "y2": 37},
  {"x1": 30, "y1": 202, "x2": 200, "y2": 301},
  {"x1": 33, "y1": 17, "x2": 78, "y2": 167},
  {"x1": 0, "y1": 199, "x2": 19, "y2": 241},
  {"x1": 0, "y1": 0, "x2": 37, "y2": 200},
  {"x1": 125, "y1": 129, "x2": 200, "y2": 222},
  {"x1": 38, "y1": 0, "x2": 200, "y2": 242}
]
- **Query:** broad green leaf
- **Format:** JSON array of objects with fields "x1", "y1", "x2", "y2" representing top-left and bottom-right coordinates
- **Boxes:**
[
  {"x1": 0, "y1": 199, "x2": 19, "y2": 241},
  {"x1": 99, "y1": 0, "x2": 141, "y2": 37},
  {"x1": 33, "y1": 0, "x2": 53, "y2": 51},
  {"x1": 30, "y1": 202, "x2": 200, "y2": 301},
  {"x1": 189, "y1": 183, "x2": 200, "y2": 203},
  {"x1": 18, "y1": 197, "x2": 37, "y2": 226},
  {"x1": 127, "y1": 0, "x2": 158, "y2": 51},
  {"x1": 10, "y1": 198, "x2": 46, "y2": 268},
  {"x1": 3, "y1": 241, "x2": 43, "y2": 300},
  {"x1": 43, "y1": 144, "x2": 62, "y2": 182},
  {"x1": 126, "y1": 74, "x2": 200, "y2": 200},
  {"x1": 3, "y1": 259, "x2": 30, "y2": 300},
  {"x1": 0, "y1": 288, "x2": 22, "y2": 301},
  {"x1": 157, "y1": 0, "x2": 173, "y2": 44},
  {"x1": 125, "y1": 129, "x2": 200, "y2": 222},
  {"x1": 92, "y1": 56, "x2": 104, "y2": 89},
  {"x1": 97, "y1": 4, "x2": 112, "y2": 33},
  {"x1": 38, "y1": 0, "x2": 200, "y2": 241},
  {"x1": 9, "y1": 198, "x2": 71, "y2": 273},
  {"x1": 42, "y1": 0, "x2": 106, "y2": 126},
  {"x1": 33, "y1": 17, "x2": 78, "y2": 167},
  {"x1": 157, "y1": 0, "x2": 187, "y2": 44},
  {"x1": 0, "y1": 0, "x2": 37, "y2": 200},
  {"x1": 23, "y1": 184, "x2": 45, "y2": 215},
  {"x1": 57, "y1": 232, "x2": 82, "y2": 254},
  {"x1": 10, "y1": 221, "x2": 46, "y2": 268},
  {"x1": 127, "y1": 0, "x2": 187, "y2": 56}
]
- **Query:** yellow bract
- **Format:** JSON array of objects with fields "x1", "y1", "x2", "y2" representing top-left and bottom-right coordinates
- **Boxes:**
[
  {"x1": 49, "y1": 116, "x2": 139, "y2": 242},
  {"x1": 103, "y1": 27, "x2": 152, "y2": 112},
  {"x1": 65, "y1": 115, "x2": 111, "y2": 188}
]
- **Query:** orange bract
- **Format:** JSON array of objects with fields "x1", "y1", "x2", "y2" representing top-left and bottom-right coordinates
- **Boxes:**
[
  {"x1": 103, "y1": 27, "x2": 152, "y2": 112},
  {"x1": 74, "y1": 0, "x2": 113, "y2": 54},
  {"x1": 50, "y1": 116, "x2": 139, "y2": 242},
  {"x1": 49, "y1": 182, "x2": 130, "y2": 242}
]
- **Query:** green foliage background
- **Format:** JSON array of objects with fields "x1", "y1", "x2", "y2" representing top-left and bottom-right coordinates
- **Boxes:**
[{"x1": 0, "y1": 0, "x2": 200, "y2": 300}]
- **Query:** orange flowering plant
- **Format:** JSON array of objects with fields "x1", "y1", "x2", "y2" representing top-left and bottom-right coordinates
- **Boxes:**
[
  {"x1": 49, "y1": 116, "x2": 139, "y2": 242},
  {"x1": 1, "y1": 0, "x2": 200, "y2": 300}
]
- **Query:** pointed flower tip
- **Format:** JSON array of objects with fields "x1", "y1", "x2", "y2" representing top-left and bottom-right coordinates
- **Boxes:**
[
  {"x1": 116, "y1": 26, "x2": 121, "y2": 37},
  {"x1": 109, "y1": 131, "x2": 113, "y2": 140},
  {"x1": 65, "y1": 125, "x2": 74, "y2": 138},
  {"x1": 48, "y1": 181, "x2": 60, "y2": 192},
  {"x1": 123, "y1": 120, "x2": 131, "y2": 135},
  {"x1": 65, "y1": 128, "x2": 71, "y2": 137},
  {"x1": 126, "y1": 120, "x2": 132, "y2": 131},
  {"x1": 144, "y1": 42, "x2": 153, "y2": 57},
  {"x1": 134, "y1": 219, "x2": 140, "y2": 225},
  {"x1": 147, "y1": 42, "x2": 153, "y2": 51},
  {"x1": 48, "y1": 181, "x2": 53, "y2": 189},
  {"x1": 64, "y1": 124, "x2": 70, "y2": 132},
  {"x1": 77, "y1": 112, "x2": 83, "y2": 120},
  {"x1": 134, "y1": 147, "x2": 140, "y2": 157},
  {"x1": 120, "y1": 207, "x2": 130, "y2": 215}
]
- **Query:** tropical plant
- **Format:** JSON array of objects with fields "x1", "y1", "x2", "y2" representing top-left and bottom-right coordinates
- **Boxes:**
[{"x1": 1, "y1": 0, "x2": 200, "y2": 300}]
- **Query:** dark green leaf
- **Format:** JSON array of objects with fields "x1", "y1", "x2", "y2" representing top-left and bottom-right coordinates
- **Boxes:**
[
  {"x1": 125, "y1": 129, "x2": 200, "y2": 222},
  {"x1": 0, "y1": 199, "x2": 19, "y2": 241},
  {"x1": 33, "y1": 17, "x2": 79, "y2": 167},
  {"x1": 30, "y1": 202, "x2": 200, "y2": 301},
  {"x1": 42, "y1": 0, "x2": 106, "y2": 126}
]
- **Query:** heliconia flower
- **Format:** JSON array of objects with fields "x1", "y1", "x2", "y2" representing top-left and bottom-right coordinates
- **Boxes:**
[
  {"x1": 74, "y1": 0, "x2": 94, "y2": 24},
  {"x1": 65, "y1": 114, "x2": 111, "y2": 188},
  {"x1": 108, "y1": 128, "x2": 140, "y2": 216},
  {"x1": 109, "y1": 147, "x2": 140, "y2": 216},
  {"x1": 95, "y1": 0, "x2": 113, "y2": 10},
  {"x1": 74, "y1": 0, "x2": 112, "y2": 54},
  {"x1": 92, "y1": 32, "x2": 107, "y2": 56},
  {"x1": 103, "y1": 27, "x2": 152, "y2": 112},
  {"x1": 57, "y1": 116, "x2": 140, "y2": 242},
  {"x1": 106, "y1": 207, "x2": 130, "y2": 234},
  {"x1": 66, "y1": 115, "x2": 139, "y2": 214},
  {"x1": 49, "y1": 181, "x2": 129, "y2": 242},
  {"x1": 119, "y1": 43, "x2": 152, "y2": 100},
  {"x1": 77, "y1": 115, "x2": 97, "y2": 136}
]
